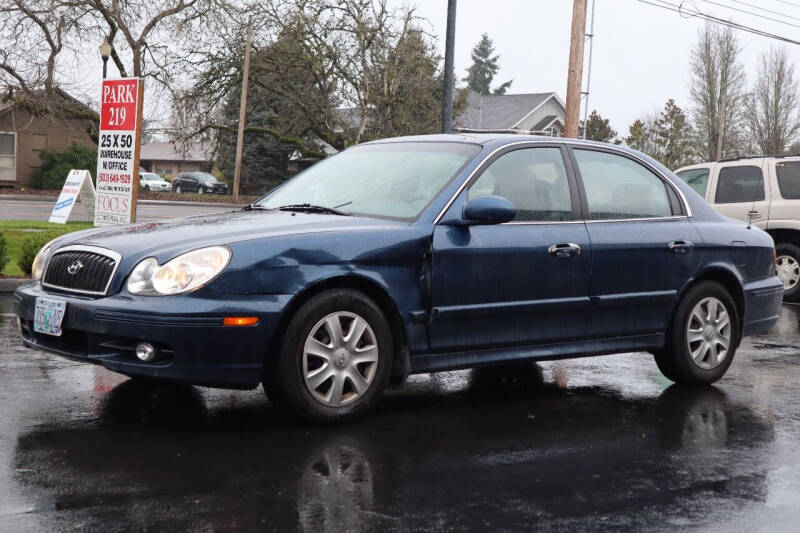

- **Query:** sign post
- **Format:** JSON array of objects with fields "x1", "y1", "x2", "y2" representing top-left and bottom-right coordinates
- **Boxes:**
[
  {"x1": 94, "y1": 77, "x2": 143, "y2": 226},
  {"x1": 48, "y1": 169, "x2": 96, "y2": 224}
]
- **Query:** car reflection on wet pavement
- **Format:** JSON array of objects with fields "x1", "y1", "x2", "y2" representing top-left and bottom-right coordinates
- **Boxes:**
[{"x1": 1, "y1": 296, "x2": 799, "y2": 532}]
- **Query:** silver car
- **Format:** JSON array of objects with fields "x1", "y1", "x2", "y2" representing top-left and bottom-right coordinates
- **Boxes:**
[{"x1": 139, "y1": 172, "x2": 172, "y2": 192}]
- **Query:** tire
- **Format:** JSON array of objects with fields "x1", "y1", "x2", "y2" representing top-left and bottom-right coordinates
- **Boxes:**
[
  {"x1": 175, "y1": 185, "x2": 182, "y2": 194},
  {"x1": 776, "y1": 242, "x2": 800, "y2": 302},
  {"x1": 264, "y1": 288, "x2": 394, "y2": 423},
  {"x1": 144, "y1": 185, "x2": 150, "y2": 192},
  {"x1": 654, "y1": 281, "x2": 740, "y2": 385},
  {"x1": 198, "y1": 187, "x2": 204, "y2": 195}
]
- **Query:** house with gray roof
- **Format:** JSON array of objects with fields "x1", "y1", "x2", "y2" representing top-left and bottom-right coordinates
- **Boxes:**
[
  {"x1": 456, "y1": 90, "x2": 566, "y2": 136},
  {"x1": 139, "y1": 141, "x2": 214, "y2": 178}
]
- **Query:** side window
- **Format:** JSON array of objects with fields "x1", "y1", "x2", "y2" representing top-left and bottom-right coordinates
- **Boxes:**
[
  {"x1": 468, "y1": 147, "x2": 572, "y2": 222},
  {"x1": 715, "y1": 166, "x2": 765, "y2": 204},
  {"x1": 573, "y1": 149, "x2": 673, "y2": 220},
  {"x1": 776, "y1": 161, "x2": 800, "y2": 199},
  {"x1": 676, "y1": 168, "x2": 710, "y2": 197}
]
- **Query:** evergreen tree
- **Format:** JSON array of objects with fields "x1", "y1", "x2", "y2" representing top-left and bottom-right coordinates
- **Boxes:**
[
  {"x1": 582, "y1": 110, "x2": 617, "y2": 143},
  {"x1": 625, "y1": 119, "x2": 652, "y2": 154},
  {"x1": 464, "y1": 33, "x2": 513, "y2": 95},
  {"x1": 651, "y1": 99, "x2": 695, "y2": 169}
]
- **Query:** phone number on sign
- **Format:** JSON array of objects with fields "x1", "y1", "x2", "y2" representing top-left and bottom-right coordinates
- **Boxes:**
[{"x1": 97, "y1": 172, "x2": 131, "y2": 184}]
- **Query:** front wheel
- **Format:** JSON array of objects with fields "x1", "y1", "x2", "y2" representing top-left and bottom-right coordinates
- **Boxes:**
[
  {"x1": 197, "y1": 187, "x2": 204, "y2": 195},
  {"x1": 174, "y1": 185, "x2": 182, "y2": 194},
  {"x1": 264, "y1": 289, "x2": 393, "y2": 423},
  {"x1": 654, "y1": 281, "x2": 740, "y2": 385},
  {"x1": 776, "y1": 243, "x2": 800, "y2": 302}
]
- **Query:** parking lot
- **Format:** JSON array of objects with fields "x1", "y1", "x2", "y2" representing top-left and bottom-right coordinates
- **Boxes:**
[{"x1": 1, "y1": 295, "x2": 799, "y2": 531}]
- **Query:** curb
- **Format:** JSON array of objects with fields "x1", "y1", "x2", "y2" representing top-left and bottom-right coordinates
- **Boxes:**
[
  {"x1": 0, "y1": 278, "x2": 28, "y2": 294},
  {"x1": 0, "y1": 194, "x2": 242, "y2": 209}
]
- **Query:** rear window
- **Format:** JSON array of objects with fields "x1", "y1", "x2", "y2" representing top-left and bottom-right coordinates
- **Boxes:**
[
  {"x1": 715, "y1": 166, "x2": 765, "y2": 204},
  {"x1": 776, "y1": 161, "x2": 800, "y2": 199},
  {"x1": 676, "y1": 168, "x2": 710, "y2": 197}
]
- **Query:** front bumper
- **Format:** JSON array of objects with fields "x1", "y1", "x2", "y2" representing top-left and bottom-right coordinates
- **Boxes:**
[{"x1": 14, "y1": 282, "x2": 291, "y2": 389}]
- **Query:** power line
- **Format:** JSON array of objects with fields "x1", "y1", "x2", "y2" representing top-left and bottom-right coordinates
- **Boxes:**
[
  {"x1": 637, "y1": 0, "x2": 800, "y2": 46},
  {"x1": 699, "y1": 0, "x2": 800, "y2": 30},
  {"x1": 772, "y1": 0, "x2": 800, "y2": 9},
  {"x1": 726, "y1": 0, "x2": 800, "y2": 22}
]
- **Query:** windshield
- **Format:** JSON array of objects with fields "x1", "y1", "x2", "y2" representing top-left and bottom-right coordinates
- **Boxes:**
[
  {"x1": 676, "y1": 168, "x2": 710, "y2": 197},
  {"x1": 256, "y1": 142, "x2": 480, "y2": 220},
  {"x1": 141, "y1": 173, "x2": 159, "y2": 181},
  {"x1": 194, "y1": 173, "x2": 219, "y2": 183}
]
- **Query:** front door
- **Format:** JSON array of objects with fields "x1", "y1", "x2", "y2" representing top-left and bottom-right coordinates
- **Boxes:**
[
  {"x1": 569, "y1": 147, "x2": 702, "y2": 339},
  {"x1": 429, "y1": 145, "x2": 591, "y2": 352}
]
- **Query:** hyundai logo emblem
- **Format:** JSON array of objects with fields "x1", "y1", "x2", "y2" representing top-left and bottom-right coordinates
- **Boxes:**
[{"x1": 66, "y1": 260, "x2": 84, "y2": 275}]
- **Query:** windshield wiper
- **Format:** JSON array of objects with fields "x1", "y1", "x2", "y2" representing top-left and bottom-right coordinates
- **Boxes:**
[
  {"x1": 276, "y1": 203, "x2": 350, "y2": 216},
  {"x1": 241, "y1": 203, "x2": 272, "y2": 211}
]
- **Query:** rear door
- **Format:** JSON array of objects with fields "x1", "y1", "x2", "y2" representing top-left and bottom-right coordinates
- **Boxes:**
[
  {"x1": 709, "y1": 160, "x2": 770, "y2": 228},
  {"x1": 769, "y1": 158, "x2": 800, "y2": 223},
  {"x1": 569, "y1": 147, "x2": 701, "y2": 339}
]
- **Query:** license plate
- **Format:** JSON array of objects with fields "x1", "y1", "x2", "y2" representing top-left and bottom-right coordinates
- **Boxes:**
[{"x1": 33, "y1": 297, "x2": 67, "y2": 336}]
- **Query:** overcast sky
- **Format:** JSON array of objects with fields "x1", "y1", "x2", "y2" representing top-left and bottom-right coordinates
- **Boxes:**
[
  {"x1": 410, "y1": 0, "x2": 800, "y2": 136},
  {"x1": 68, "y1": 0, "x2": 800, "y2": 137}
]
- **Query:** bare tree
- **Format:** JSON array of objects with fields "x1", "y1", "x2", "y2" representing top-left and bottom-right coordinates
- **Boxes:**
[
  {"x1": 747, "y1": 47, "x2": 800, "y2": 155},
  {"x1": 689, "y1": 21, "x2": 747, "y2": 161},
  {"x1": 0, "y1": 0, "x2": 92, "y2": 96},
  {"x1": 178, "y1": 0, "x2": 450, "y2": 158}
]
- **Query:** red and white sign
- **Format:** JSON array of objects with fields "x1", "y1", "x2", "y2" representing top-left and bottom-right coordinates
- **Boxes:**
[{"x1": 95, "y1": 78, "x2": 143, "y2": 226}]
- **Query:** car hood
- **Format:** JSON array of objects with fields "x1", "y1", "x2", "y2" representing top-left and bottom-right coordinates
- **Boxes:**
[{"x1": 60, "y1": 210, "x2": 405, "y2": 260}]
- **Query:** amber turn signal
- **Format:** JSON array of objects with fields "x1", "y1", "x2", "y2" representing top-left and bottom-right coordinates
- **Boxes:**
[{"x1": 223, "y1": 316, "x2": 259, "y2": 326}]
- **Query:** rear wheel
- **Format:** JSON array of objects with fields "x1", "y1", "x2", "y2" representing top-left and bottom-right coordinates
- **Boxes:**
[
  {"x1": 174, "y1": 185, "x2": 182, "y2": 194},
  {"x1": 654, "y1": 281, "x2": 739, "y2": 385},
  {"x1": 776, "y1": 242, "x2": 800, "y2": 302},
  {"x1": 264, "y1": 289, "x2": 393, "y2": 423},
  {"x1": 198, "y1": 187, "x2": 204, "y2": 195}
]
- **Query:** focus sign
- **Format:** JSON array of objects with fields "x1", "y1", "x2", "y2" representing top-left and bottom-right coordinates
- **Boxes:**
[{"x1": 95, "y1": 78, "x2": 143, "y2": 226}]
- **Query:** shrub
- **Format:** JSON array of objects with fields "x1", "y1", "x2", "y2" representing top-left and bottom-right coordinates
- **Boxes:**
[
  {"x1": 30, "y1": 143, "x2": 98, "y2": 189},
  {"x1": 0, "y1": 233, "x2": 8, "y2": 273},
  {"x1": 17, "y1": 231, "x2": 64, "y2": 275}
]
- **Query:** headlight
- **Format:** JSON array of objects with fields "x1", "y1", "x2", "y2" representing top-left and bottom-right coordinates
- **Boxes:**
[
  {"x1": 31, "y1": 240, "x2": 57, "y2": 280},
  {"x1": 127, "y1": 246, "x2": 231, "y2": 296}
]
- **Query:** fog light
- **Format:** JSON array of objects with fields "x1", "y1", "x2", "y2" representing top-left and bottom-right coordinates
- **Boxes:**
[{"x1": 135, "y1": 342, "x2": 156, "y2": 362}]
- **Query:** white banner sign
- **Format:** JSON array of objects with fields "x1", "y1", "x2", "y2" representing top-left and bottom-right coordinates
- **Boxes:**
[
  {"x1": 48, "y1": 169, "x2": 96, "y2": 224},
  {"x1": 94, "y1": 77, "x2": 143, "y2": 227}
]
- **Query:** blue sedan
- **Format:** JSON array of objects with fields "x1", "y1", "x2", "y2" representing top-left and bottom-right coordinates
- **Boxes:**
[{"x1": 14, "y1": 135, "x2": 784, "y2": 422}]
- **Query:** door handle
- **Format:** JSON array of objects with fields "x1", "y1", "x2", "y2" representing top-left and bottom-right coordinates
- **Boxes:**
[
  {"x1": 668, "y1": 240, "x2": 694, "y2": 254},
  {"x1": 747, "y1": 210, "x2": 761, "y2": 218},
  {"x1": 548, "y1": 243, "x2": 581, "y2": 258}
]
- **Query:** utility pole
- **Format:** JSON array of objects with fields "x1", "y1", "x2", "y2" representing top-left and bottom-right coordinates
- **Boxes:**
[
  {"x1": 441, "y1": 0, "x2": 457, "y2": 133},
  {"x1": 581, "y1": 0, "x2": 596, "y2": 139},
  {"x1": 233, "y1": 15, "x2": 253, "y2": 203},
  {"x1": 565, "y1": 0, "x2": 588, "y2": 138}
]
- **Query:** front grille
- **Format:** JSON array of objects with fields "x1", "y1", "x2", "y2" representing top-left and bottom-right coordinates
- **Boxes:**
[{"x1": 43, "y1": 248, "x2": 119, "y2": 295}]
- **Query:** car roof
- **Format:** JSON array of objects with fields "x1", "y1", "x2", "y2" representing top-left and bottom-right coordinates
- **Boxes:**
[{"x1": 362, "y1": 132, "x2": 647, "y2": 155}]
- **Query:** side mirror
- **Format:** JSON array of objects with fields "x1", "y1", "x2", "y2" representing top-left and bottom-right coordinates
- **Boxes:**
[{"x1": 463, "y1": 195, "x2": 516, "y2": 225}]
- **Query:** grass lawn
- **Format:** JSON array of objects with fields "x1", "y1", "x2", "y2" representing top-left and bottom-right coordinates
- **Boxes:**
[{"x1": 0, "y1": 220, "x2": 93, "y2": 277}]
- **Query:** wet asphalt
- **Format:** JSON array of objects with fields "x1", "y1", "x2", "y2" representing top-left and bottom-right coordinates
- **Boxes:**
[{"x1": 1, "y1": 296, "x2": 800, "y2": 532}]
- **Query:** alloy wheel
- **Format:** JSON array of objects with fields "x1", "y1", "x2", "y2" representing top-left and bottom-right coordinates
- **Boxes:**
[
  {"x1": 303, "y1": 311, "x2": 379, "y2": 407},
  {"x1": 686, "y1": 296, "x2": 731, "y2": 370},
  {"x1": 776, "y1": 255, "x2": 800, "y2": 290}
]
